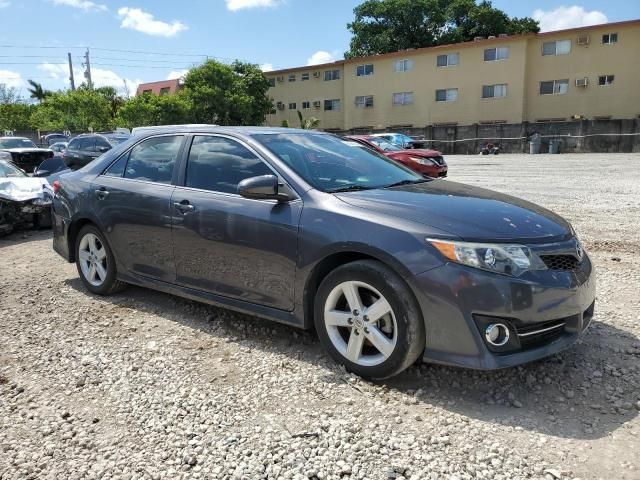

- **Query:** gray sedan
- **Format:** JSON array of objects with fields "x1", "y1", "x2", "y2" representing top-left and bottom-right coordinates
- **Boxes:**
[{"x1": 51, "y1": 127, "x2": 595, "y2": 379}]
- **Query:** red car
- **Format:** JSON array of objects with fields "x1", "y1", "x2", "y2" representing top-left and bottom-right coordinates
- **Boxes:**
[{"x1": 345, "y1": 135, "x2": 447, "y2": 178}]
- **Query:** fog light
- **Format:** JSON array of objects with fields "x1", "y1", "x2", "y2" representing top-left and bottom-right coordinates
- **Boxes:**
[{"x1": 485, "y1": 323, "x2": 510, "y2": 346}]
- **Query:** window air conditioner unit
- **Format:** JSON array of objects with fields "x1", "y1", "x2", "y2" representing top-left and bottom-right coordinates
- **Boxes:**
[
  {"x1": 577, "y1": 35, "x2": 590, "y2": 45},
  {"x1": 488, "y1": 35, "x2": 496, "y2": 39},
  {"x1": 575, "y1": 77, "x2": 588, "y2": 87},
  {"x1": 313, "y1": 71, "x2": 321, "y2": 78},
  {"x1": 473, "y1": 36, "x2": 484, "y2": 42},
  {"x1": 276, "y1": 76, "x2": 284, "y2": 82},
  {"x1": 276, "y1": 102, "x2": 285, "y2": 110},
  {"x1": 313, "y1": 100, "x2": 321, "y2": 108}
]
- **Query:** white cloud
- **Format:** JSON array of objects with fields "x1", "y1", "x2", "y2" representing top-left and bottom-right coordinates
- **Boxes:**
[
  {"x1": 226, "y1": 0, "x2": 282, "y2": 12},
  {"x1": 51, "y1": 0, "x2": 107, "y2": 12},
  {"x1": 533, "y1": 6, "x2": 608, "y2": 32},
  {"x1": 0, "y1": 1, "x2": 11, "y2": 9},
  {"x1": 117, "y1": 7, "x2": 187, "y2": 37},
  {"x1": 0, "y1": 70, "x2": 24, "y2": 88},
  {"x1": 37, "y1": 62, "x2": 141, "y2": 95},
  {"x1": 260, "y1": 63, "x2": 274, "y2": 72},
  {"x1": 306, "y1": 50, "x2": 335, "y2": 66},
  {"x1": 166, "y1": 69, "x2": 189, "y2": 80}
]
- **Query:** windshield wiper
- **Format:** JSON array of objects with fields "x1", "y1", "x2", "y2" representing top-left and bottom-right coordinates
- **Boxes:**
[
  {"x1": 328, "y1": 185, "x2": 375, "y2": 193},
  {"x1": 384, "y1": 179, "x2": 429, "y2": 188}
]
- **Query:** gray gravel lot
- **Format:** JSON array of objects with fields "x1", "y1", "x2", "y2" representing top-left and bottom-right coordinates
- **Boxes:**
[{"x1": 1, "y1": 153, "x2": 639, "y2": 480}]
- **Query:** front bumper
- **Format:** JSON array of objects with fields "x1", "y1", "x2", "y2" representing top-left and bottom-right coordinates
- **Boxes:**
[
  {"x1": 411, "y1": 253, "x2": 596, "y2": 369},
  {"x1": 417, "y1": 164, "x2": 448, "y2": 178}
]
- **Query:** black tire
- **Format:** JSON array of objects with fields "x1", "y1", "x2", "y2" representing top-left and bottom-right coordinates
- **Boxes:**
[
  {"x1": 314, "y1": 260, "x2": 425, "y2": 380},
  {"x1": 75, "y1": 224, "x2": 126, "y2": 295}
]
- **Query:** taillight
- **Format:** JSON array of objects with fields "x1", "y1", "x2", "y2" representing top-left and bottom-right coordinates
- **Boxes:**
[{"x1": 52, "y1": 180, "x2": 60, "y2": 194}]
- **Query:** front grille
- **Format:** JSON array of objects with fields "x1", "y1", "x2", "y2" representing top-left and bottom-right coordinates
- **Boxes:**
[
  {"x1": 432, "y1": 156, "x2": 445, "y2": 165},
  {"x1": 516, "y1": 319, "x2": 566, "y2": 349},
  {"x1": 540, "y1": 254, "x2": 580, "y2": 271}
]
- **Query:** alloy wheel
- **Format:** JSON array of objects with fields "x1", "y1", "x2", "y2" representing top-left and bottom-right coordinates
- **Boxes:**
[
  {"x1": 78, "y1": 233, "x2": 108, "y2": 287},
  {"x1": 324, "y1": 281, "x2": 398, "y2": 367}
]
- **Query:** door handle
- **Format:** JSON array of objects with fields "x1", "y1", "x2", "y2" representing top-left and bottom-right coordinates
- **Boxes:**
[
  {"x1": 95, "y1": 187, "x2": 109, "y2": 199},
  {"x1": 174, "y1": 200, "x2": 195, "y2": 213}
]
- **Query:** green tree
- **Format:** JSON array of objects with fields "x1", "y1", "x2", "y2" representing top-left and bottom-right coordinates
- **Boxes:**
[
  {"x1": 181, "y1": 60, "x2": 273, "y2": 125},
  {"x1": 0, "y1": 84, "x2": 21, "y2": 105},
  {"x1": 30, "y1": 89, "x2": 113, "y2": 132},
  {"x1": 345, "y1": 0, "x2": 539, "y2": 58},
  {"x1": 0, "y1": 103, "x2": 35, "y2": 131},
  {"x1": 95, "y1": 86, "x2": 126, "y2": 121},
  {"x1": 297, "y1": 110, "x2": 320, "y2": 130},
  {"x1": 116, "y1": 92, "x2": 191, "y2": 129},
  {"x1": 26, "y1": 79, "x2": 52, "y2": 102}
]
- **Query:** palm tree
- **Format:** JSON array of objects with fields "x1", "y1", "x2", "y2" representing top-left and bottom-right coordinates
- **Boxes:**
[
  {"x1": 297, "y1": 110, "x2": 320, "y2": 129},
  {"x1": 26, "y1": 80, "x2": 52, "y2": 101}
]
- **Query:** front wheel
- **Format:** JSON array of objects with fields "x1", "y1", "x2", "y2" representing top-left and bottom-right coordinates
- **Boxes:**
[
  {"x1": 314, "y1": 260, "x2": 425, "y2": 379},
  {"x1": 75, "y1": 225, "x2": 125, "y2": 295}
]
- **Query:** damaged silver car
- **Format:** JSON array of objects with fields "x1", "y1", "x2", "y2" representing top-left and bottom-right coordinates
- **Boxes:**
[{"x1": 0, "y1": 157, "x2": 52, "y2": 236}]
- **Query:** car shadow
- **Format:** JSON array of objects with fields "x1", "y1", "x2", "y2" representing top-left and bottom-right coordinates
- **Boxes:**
[{"x1": 64, "y1": 278, "x2": 640, "y2": 441}]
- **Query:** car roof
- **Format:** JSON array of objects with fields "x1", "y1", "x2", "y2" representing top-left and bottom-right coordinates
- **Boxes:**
[
  {"x1": 0, "y1": 136, "x2": 32, "y2": 140},
  {"x1": 133, "y1": 126, "x2": 330, "y2": 138}
]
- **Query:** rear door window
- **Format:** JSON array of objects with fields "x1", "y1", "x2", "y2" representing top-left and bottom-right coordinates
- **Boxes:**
[
  {"x1": 123, "y1": 135, "x2": 183, "y2": 184},
  {"x1": 79, "y1": 137, "x2": 95, "y2": 151},
  {"x1": 185, "y1": 136, "x2": 272, "y2": 194}
]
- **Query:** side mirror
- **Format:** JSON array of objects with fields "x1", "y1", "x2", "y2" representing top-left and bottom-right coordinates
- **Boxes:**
[
  {"x1": 97, "y1": 146, "x2": 110, "y2": 153},
  {"x1": 33, "y1": 169, "x2": 50, "y2": 177},
  {"x1": 237, "y1": 175, "x2": 292, "y2": 202}
]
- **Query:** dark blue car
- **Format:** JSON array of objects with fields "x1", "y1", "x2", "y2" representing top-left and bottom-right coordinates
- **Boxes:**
[{"x1": 51, "y1": 127, "x2": 595, "y2": 379}]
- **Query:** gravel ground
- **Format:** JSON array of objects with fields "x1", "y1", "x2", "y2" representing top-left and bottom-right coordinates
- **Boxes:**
[{"x1": 1, "y1": 153, "x2": 639, "y2": 480}]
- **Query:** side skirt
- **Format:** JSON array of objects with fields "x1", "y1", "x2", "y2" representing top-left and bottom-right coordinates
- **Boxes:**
[{"x1": 117, "y1": 271, "x2": 305, "y2": 329}]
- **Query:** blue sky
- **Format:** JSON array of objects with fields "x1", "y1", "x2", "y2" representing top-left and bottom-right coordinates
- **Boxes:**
[{"x1": 0, "y1": 0, "x2": 638, "y2": 96}]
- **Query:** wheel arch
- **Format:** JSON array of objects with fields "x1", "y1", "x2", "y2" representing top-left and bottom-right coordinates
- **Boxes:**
[
  {"x1": 302, "y1": 247, "x2": 418, "y2": 330},
  {"x1": 67, "y1": 215, "x2": 103, "y2": 262}
]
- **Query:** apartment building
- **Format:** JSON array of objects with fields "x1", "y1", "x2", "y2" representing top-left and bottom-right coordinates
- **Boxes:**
[
  {"x1": 265, "y1": 20, "x2": 640, "y2": 131},
  {"x1": 136, "y1": 78, "x2": 181, "y2": 96}
]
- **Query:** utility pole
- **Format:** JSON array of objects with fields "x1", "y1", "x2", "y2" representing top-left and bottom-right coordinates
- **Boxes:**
[
  {"x1": 83, "y1": 48, "x2": 93, "y2": 89},
  {"x1": 67, "y1": 52, "x2": 75, "y2": 90}
]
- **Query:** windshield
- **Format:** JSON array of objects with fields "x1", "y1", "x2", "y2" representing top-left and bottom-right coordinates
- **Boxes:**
[
  {"x1": 368, "y1": 137, "x2": 403, "y2": 152},
  {"x1": 253, "y1": 133, "x2": 423, "y2": 192},
  {"x1": 0, "y1": 162, "x2": 26, "y2": 177},
  {"x1": 0, "y1": 138, "x2": 37, "y2": 149}
]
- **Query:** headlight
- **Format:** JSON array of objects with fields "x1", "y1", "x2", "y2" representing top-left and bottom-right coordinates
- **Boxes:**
[
  {"x1": 409, "y1": 156, "x2": 436, "y2": 166},
  {"x1": 427, "y1": 239, "x2": 547, "y2": 276}
]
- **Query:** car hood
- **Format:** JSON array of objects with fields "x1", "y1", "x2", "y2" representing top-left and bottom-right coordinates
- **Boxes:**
[
  {"x1": 400, "y1": 148, "x2": 442, "y2": 157},
  {"x1": 0, "y1": 177, "x2": 48, "y2": 202},
  {"x1": 335, "y1": 180, "x2": 572, "y2": 243}
]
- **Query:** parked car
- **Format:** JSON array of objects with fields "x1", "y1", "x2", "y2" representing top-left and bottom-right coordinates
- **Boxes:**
[
  {"x1": 346, "y1": 135, "x2": 447, "y2": 178},
  {"x1": 371, "y1": 133, "x2": 428, "y2": 149},
  {"x1": 41, "y1": 133, "x2": 70, "y2": 147},
  {"x1": 52, "y1": 127, "x2": 595, "y2": 379},
  {"x1": 63, "y1": 133, "x2": 131, "y2": 170},
  {"x1": 33, "y1": 156, "x2": 68, "y2": 178},
  {"x1": 49, "y1": 142, "x2": 68, "y2": 157},
  {"x1": 0, "y1": 137, "x2": 54, "y2": 173},
  {"x1": 0, "y1": 158, "x2": 52, "y2": 235}
]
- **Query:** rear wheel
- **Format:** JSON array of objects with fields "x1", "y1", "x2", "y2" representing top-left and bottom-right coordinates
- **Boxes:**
[
  {"x1": 75, "y1": 225, "x2": 125, "y2": 295},
  {"x1": 314, "y1": 260, "x2": 425, "y2": 379}
]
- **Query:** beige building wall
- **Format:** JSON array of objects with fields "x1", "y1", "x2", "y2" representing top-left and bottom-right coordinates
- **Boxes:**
[
  {"x1": 265, "y1": 20, "x2": 640, "y2": 131},
  {"x1": 524, "y1": 22, "x2": 640, "y2": 122}
]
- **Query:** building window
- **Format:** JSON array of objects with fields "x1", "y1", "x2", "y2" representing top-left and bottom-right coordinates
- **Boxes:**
[
  {"x1": 602, "y1": 33, "x2": 618, "y2": 44},
  {"x1": 482, "y1": 84, "x2": 507, "y2": 98},
  {"x1": 301, "y1": 73, "x2": 310, "y2": 81},
  {"x1": 539, "y1": 79, "x2": 569, "y2": 95},
  {"x1": 542, "y1": 40, "x2": 571, "y2": 56},
  {"x1": 142, "y1": 89, "x2": 152, "y2": 94},
  {"x1": 356, "y1": 64, "x2": 374, "y2": 76},
  {"x1": 436, "y1": 53, "x2": 459, "y2": 67},
  {"x1": 324, "y1": 70, "x2": 340, "y2": 81},
  {"x1": 324, "y1": 99, "x2": 341, "y2": 111},
  {"x1": 159, "y1": 87, "x2": 170, "y2": 95},
  {"x1": 302, "y1": 101, "x2": 311, "y2": 109},
  {"x1": 435, "y1": 88, "x2": 458, "y2": 102},
  {"x1": 394, "y1": 59, "x2": 414, "y2": 72},
  {"x1": 598, "y1": 75, "x2": 615, "y2": 86},
  {"x1": 288, "y1": 102, "x2": 297, "y2": 110},
  {"x1": 355, "y1": 95, "x2": 374, "y2": 108},
  {"x1": 484, "y1": 47, "x2": 509, "y2": 61},
  {"x1": 288, "y1": 74, "x2": 296, "y2": 82},
  {"x1": 268, "y1": 78, "x2": 276, "y2": 87},
  {"x1": 392, "y1": 92, "x2": 414, "y2": 105}
]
